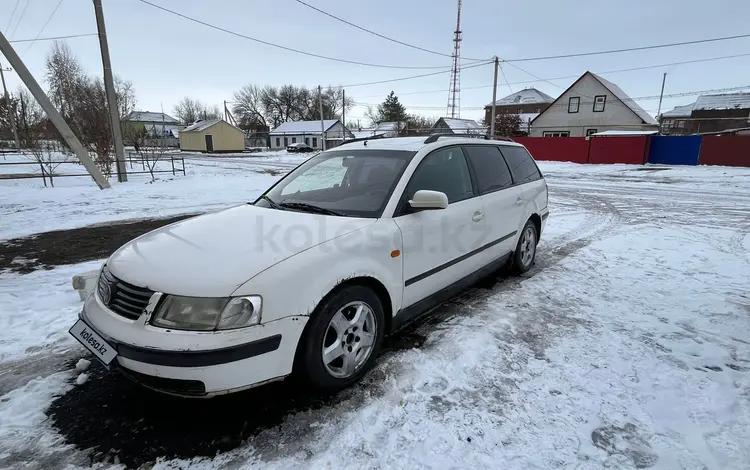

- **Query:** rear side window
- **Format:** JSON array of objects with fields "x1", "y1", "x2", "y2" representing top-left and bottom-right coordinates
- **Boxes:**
[
  {"x1": 463, "y1": 145, "x2": 513, "y2": 194},
  {"x1": 500, "y1": 146, "x2": 541, "y2": 184}
]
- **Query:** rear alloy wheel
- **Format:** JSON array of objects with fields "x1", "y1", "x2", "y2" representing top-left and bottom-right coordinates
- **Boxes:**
[
  {"x1": 298, "y1": 285, "x2": 385, "y2": 391},
  {"x1": 511, "y1": 220, "x2": 538, "y2": 274}
]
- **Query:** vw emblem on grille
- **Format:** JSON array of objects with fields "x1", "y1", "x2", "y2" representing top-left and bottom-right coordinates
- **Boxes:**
[{"x1": 100, "y1": 280, "x2": 113, "y2": 305}]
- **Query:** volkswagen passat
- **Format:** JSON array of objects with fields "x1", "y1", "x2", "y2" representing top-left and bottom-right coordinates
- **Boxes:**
[{"x1": 70, "y1": 135, "x2": 548, "y2": 397}]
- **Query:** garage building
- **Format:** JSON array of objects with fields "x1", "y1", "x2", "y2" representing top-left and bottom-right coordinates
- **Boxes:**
[{"x1": 179, "y1": 119, "x2": 245, "y2": 153}]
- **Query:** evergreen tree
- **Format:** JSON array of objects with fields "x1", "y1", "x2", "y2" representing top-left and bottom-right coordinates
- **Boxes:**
[{"x1": 375, "y1": 91, "x2": 408, "y2": 123}]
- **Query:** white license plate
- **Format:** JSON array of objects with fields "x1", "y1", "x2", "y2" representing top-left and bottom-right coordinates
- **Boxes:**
[{"x1": 69, "y1": 319, "x2": 118, "y2": 365}]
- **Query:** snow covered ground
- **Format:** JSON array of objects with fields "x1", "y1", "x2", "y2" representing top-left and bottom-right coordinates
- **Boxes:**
[
  {"x1": 1, "y1": 160, "x2": 750, "y2": 469},
  {"x1": 0, "y1": 150, "x2": 310, "y2": 241}
]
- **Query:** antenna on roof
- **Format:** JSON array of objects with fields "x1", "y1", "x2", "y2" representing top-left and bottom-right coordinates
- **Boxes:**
[{"x1": 446, "y1": 0, "x2": 462, "y2": 118}]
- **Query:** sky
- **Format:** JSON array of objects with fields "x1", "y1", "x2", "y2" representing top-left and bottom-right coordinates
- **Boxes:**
[{"x1": 1, "y1": 0, "x2": 750, "y2": 127}]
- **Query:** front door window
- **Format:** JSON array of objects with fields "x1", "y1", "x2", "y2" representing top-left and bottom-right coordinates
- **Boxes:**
[{"x1": 403, "y1": 146, "x2": 474, "y2": 208}]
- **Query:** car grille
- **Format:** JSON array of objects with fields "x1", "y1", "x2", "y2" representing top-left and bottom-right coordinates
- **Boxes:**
[{"x1": 98, "y1": 266, "x2": 154, "y2": 320}]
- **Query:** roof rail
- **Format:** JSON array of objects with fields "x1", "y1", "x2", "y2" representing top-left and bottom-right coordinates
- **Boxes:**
[{"x1": 423, "y1": 133, "x2": 490, "y2": 144}]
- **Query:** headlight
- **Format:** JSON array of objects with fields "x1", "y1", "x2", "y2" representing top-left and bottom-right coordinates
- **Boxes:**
[{"x1": 151, "y1": 295, "x2": 262, "y2": 331}]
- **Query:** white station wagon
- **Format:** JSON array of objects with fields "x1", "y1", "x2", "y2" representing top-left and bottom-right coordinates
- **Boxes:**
[{"x1": 70, "y1": 135, "x2": 549, "y2": 397}]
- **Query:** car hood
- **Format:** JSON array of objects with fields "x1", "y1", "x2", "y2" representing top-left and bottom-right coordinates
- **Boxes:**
[{"x1": 107, "y1": 204, "x2": 375, "y2": 297}]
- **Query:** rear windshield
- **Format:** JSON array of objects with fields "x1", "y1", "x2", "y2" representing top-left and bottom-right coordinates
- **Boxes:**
[{"x1": 257, "y1": 149, "x2": 416, "y2": 218}]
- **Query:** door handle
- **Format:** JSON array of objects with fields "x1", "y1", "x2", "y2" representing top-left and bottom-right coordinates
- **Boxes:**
[
  {"x1": 472, "y1": 211, "x2": 485, "y2": 222},
  {"x1": 515, "y1": 197, "x2": 525, "y2": 206}
]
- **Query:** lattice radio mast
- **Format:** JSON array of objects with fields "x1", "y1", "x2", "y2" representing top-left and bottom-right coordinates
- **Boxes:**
[{"x1": 447, "y1": 0, "x2": 462, "y2": 118}]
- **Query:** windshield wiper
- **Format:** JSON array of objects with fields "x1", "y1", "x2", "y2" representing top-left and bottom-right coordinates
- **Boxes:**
[
  {"x1": 279, "y1": 202, "x2": 344, "y2": 216},
  {"x1": 257, "y1": 195, "x2": 284, "y2": 210}
]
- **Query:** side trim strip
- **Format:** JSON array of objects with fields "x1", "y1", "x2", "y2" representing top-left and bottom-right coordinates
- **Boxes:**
[
  {"x1": 405, "y1": 231, "x2": 517, "y2": 287},
  {"x1": 117, "y1": 335, "x2": 282, "y2": 367},
  {"x1": 393, "y1": 251, "x2": 513, "y2": 333},
  {"x1": 541, "y1": 212, "x2": 549, "y2": 221}
]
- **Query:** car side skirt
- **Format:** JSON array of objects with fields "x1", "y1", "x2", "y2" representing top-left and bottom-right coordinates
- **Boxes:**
[{"x1": 391, "y1": 251, "x2": 512, "y2": 333}]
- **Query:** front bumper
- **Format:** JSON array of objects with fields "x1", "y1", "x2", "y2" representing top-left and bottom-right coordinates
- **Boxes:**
[{"x1": 81, "y1": 291, "x2": 308, "y2": 397}]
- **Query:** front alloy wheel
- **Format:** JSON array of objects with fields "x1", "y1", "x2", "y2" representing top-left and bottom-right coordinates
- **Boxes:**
[
  {"x1": 297, "y1": 285, "x2": 385, "y2": 391},
  {"x1": 322, "y1": 301, "x2": 377, "y2": 378}
]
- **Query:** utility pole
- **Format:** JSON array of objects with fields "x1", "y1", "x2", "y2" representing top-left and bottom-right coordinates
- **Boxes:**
[
  {"x1": 223, "y1": 100, "x2": 227, "y2": 121},
  {"x1": 318, "y1": 85, "x2": 326, "y2": 151},
  {"x1": 0, "y1": 61, "x2": 21, "y2": 152},
  {"x1": 0, "y1": 29, "x2": 110, "y2": 188},
  {"x1": 341, "y1": 89, "x2": 346, "y2": 141},
  {"x1": 490, "y1": 56, "x2": 499, "y2": 139},
  {"x1": 656, "y1": 73, "x2": 667, "y2": 126},
  {"x1": 93, "y1": 0, "x2": 127, "y2": 182}
]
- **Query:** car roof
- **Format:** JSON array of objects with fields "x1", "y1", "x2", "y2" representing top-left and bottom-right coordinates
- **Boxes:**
[{"x1": 335, "y1": 136, "x2": 524, "y2": 153}]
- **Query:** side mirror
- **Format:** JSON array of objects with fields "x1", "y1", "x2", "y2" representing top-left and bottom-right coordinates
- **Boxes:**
[{"x1": 409, "y1": 190, "x2": 449, "y2": 210}]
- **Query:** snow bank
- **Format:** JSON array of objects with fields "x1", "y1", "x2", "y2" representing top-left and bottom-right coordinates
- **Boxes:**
[
  {"x1": 0, "y1": 372, "x2": 75, "y2": 466},
  {"x1": 0, "y1": 260, "x2": 103, "y2": 363},
  {"x1": 0, "y1": 153, "x2": 309, "y2": 241}
]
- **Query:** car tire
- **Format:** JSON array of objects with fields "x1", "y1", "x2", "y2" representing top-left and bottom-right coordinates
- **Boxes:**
[
  {"x1": 510, "y1": 219, "x2": 538, "y2": 275},
  {"x1": 296, "y1": 284, "x2": 385, "y2": 392}
]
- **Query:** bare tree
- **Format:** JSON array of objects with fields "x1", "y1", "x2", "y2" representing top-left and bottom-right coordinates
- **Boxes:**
[
  {"x1": 232, "y1": 84, "x2": 268, "y2": 130},
  {"x1": 115, "y1": 77, "x2": 136, "y2": 120},
  {"x1": 45, "y1": 41, "x2": 83, "y2": 119},
  {"x1": 261, "y1": 85, "x2": 304, "y2": 125},
  {"x1": 405, "y1": 114, "x2": 437, "y2": 135},
  {"x1": 43, "y1": 41, "x2": 137, "y2": 176},
  {"x1": 26, "y1": 140, "x2": 71, "y2": 187},
  {"x1": 72, "y1": 77, "x2": 116, "y2": 175},
  {"x1": 204, "y1": 104, "x2": 221, "y2": 120},
  {"x1": 13, "y1": 87, "x2": 45, "y2": 148},
  {"x1": 364, "y1": 106, "x2": 379, "y2": 127},
  {"x1": 173, "y1": 97, "x2": 220, "y2": 125},
  {"x1": 173, "y1": 97, "x2": 202, "y2": 125},
  {"x1": 309, "y1": 86, "x2": 353, "y2": 121},
  {"x1": 135, "y1": 139, "x2": 166, "y2": 183},
  {"x1": 253, "y1": 84, "x2": 353, "y2": 127}
]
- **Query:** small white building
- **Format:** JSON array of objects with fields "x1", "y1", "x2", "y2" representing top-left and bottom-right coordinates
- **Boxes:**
[
  {"x1": 529, "y1": 72, "x2": 658, "y2": 137},
  {"x1": 124, "y1": 111, "x2": 182, "y2": 140},
  {"x1": 371, "y1": 121, "x2": 405, "y2": 137},
  {"x1": 431, "y1": 117, "x2": 486, "y2": 135},
  {"x1": 269, "y1": 119, "x2": 354, "y2": 150}
]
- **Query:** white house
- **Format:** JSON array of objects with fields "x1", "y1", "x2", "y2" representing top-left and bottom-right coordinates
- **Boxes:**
[
  {"x1": 529, "y1": 72, "x2": 658, "y2": 137},
  {"x1": 431, "y1": 117, "x2": 486, "y2": 135},
  {"x1": 269, "y1": 119, "x2": 354, "y2": 150},
  {"x1": 125, "y1": 111, "x2": 181, "y2": 138}
]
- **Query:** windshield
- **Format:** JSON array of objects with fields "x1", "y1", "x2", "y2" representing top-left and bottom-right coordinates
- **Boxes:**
[{"x1": 256, "y1": 149, "x2": 415, "y2": 218}]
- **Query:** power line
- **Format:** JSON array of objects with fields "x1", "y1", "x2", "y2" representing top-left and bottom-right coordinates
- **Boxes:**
[
  {"x1": 293, "y1": 0, "x2": 486, "y2": 61},
  {"x1": 499, "y1": 61, "x2": 513, "y2": 93},
  {"x1": 4, "y1": 0, "x2": 22, "y2": 33},
  {"x1": 10, "y1": 33, "x2": 98, "y2": 43},
  {"x1": 354, "y1": 52, "x2": 750, "y2": 98},
  {"x1": 502, "y1": 61, "x2": 564, "y2": 91},
  {"x1": 505, "y1": 32, "x2": 750, "y2": 63},
  {"x1": 341, "y1": 60, "x2": 492, "y2": 88},
  {"x1": 21, "y1": 0, "x2": 65, "y2": 56},
  {"x1": 352, "y1": 85, "x2": 750, "y2": 110},
  {"x1": 8, "y1": 0, "x2": 31, "y2": 38},
  {"x1": 137, "y1": 0, "x2": 455, "y2": 70}
]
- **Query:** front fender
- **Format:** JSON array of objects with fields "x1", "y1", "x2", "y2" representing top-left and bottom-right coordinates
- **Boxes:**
[{"x1": 233, "y1": 219, "x2": 404, "y2": 324}]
